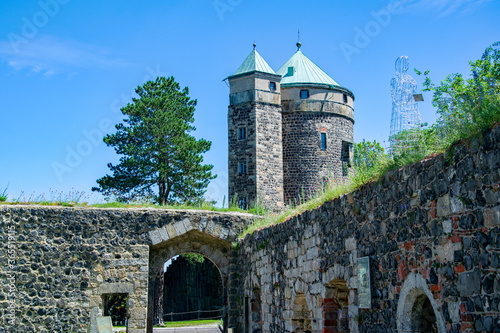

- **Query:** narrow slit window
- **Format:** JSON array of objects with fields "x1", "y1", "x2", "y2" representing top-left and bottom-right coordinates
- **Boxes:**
[
  {"x1": 239, "y1": 162, "x2": 247, "y2": 175},
  {"x1": 321, "y1": 133, "x2": 327, "y2": 150},
  {"x1": 343, "y1": 94, "x2": 348, "y2": 104},
  {"x1": 238, "y1": 197, "x2": 247, "y2": 209},
  {"x1": 238, "y1": 127, "x2": 246, "y2": 140},
  {"x1": 300, "y1": 90, "x2": 309, "y2": 99}
]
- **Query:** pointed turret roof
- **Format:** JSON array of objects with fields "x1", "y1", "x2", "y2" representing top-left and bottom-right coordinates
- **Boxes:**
[
  {"x1": 276, "y1": 46, "x2": 340, "y2": 87},
  {"x1": 228, "y1": 47, "x2": 276, "y2": 79}
]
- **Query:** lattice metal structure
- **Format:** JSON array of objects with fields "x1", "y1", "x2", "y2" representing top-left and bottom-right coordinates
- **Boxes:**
[{"x1": 389, "y1": 56, "x2": 423, "y2": 155}]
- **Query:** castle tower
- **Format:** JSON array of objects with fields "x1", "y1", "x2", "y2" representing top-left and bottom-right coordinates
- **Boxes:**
[
  {"x1": 227, "y1": 46, "x2": 284, "y2": 208},
  {"x1": 276, "y1": 43, "x2": 355, "y2": 203}
]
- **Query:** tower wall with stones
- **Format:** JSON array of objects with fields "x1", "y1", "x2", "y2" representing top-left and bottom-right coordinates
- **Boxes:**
[
  {"x1": 233, "y1": 125, "x2": 500, "y2": 333},
  {"x1": 1, "y1": 126, "x2": 499, "y2": 333},
  {"x1": 228, "y1": 72, "x2": 283, "y2": 208},
  {"x1": 281, "y1": 87, "x2": 354, "y2": 202}
]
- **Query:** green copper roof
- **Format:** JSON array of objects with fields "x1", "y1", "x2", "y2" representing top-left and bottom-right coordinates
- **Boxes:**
[
  {"x1": 231, "y1": 48, "x2": 276, "y2": 77},
  {"x1": 277, "y1": 49, "x2": 340, "y2": 87}
]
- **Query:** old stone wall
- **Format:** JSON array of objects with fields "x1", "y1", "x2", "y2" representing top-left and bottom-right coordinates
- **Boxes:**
[
  {"x1": 236, "y1": 125, "x2": 500, "y2": 332},
  {"x1": 282, "y1": 110, "x2": 354, "y2": 203},
  {"x1": 228, "y1": 100, "x2": 284, "y2": 208},
  {"x1": 1, "y1": 125, "x2": 498, "y2": 333},
  {"x1": 0, "y1": 207, "x2": 252, "y2": 333}
]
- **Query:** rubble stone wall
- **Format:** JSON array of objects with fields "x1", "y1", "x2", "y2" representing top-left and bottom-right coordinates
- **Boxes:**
[
  {"x1": 0, "y1": 207, "x2": 251, "y2": 333},
  {"x1": 235, "y1": 125, "x2": 500, "y2": 333}
]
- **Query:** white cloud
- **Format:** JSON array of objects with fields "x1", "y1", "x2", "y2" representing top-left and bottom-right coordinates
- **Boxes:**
[{"x1": 0, "y1": 35, "x2": 128, "y2": 77}]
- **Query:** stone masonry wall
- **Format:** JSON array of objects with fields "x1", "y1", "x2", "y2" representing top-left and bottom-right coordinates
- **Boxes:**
[
  {"x1": 282, "y1": 111, "x2": 354, "y2": 203},
  {"x1": 228, "y1": 101, "x2": 284, "y2": 208},
  {"x1": 236, "y1": 125, "x2": 500, "y2": 332},
  {"x1": 228, "y1": 101, "x2": 257, "y2": 206},
  {"x1": 0, "y1": 207, "x2": 252, "y2": 333},
  {"x1": 255, "y1": 103, "x2": 284, "y2": 207}
]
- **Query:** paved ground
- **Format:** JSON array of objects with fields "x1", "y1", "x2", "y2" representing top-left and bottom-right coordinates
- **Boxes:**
[{"x1": 154, "y1": 324, "x2": 221, "y2": 333}]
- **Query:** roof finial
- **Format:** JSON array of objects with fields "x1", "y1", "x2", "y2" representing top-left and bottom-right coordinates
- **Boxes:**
[
  {"x1": 253, "y1": 41, "x2": 256, "y2": 49},
  {"x1": 297, "y1": 29, "x2": 301, "y2": 49}
]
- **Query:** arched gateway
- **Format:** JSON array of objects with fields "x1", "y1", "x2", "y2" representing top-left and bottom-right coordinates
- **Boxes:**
[{"x1": 145, "y1": 211, "x2": 251, "y2": 333}]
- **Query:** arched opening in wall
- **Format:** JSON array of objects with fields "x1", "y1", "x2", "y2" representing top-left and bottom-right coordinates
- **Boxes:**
[
  {"x1": 162, "y1": 253, "x2": 224, "y2": 323},
  {"x1": 292, "y1": 292, "x2": 312, "y2": 333},
  {"x1": 245, "y1": 287, "x2": 262, "y2": 333},
  {"x1": 397, "y1": 273, "x2": 446, "y2": 333},
  {"x1": 323, "y1": 279, "x2": 349, "y2": 333},
  {"x1": 410, "y1": 295, "x2": 438, "y2": 333}
]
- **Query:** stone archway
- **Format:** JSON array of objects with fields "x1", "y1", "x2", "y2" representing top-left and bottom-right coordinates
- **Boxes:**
[
  {"x1": 163, "y1": 253, "x2": 224, "y2": 322},
  {"x1": 147, "y1": 229, "x2": 233, "y2": 333},
  {"x1": 397, "y1": 272, "x2": 446, "y2": 333}
]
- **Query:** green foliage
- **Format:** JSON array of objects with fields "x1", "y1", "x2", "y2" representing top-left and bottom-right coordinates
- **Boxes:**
[
  {"x1": 0, "y1": 189, "x2": 89, "y2": 206},
  {"x1": 416, "y1": 41, "x2": 500, "y2": 149},
  {"x1": 354, "y1": 140, "x2": 384, "y2": 169},
  {"x1": 0, "y1": 185, "x2": 7, "y2": 202},
  {"x1": 241, "y1": 42, "x2": 500, "y2": 239},
  {"x1": 240, "y1": 181, "x2": 353, "y2": 238},
  {"x1": 180, "y1": 253, "x2": 205, "y2": 265},
  {"x1": 92, "y1": 76, "x2": 216, "y2": 205},
  {"x1": 351, "y1": 140, "x2": 387, "y2": 187}
]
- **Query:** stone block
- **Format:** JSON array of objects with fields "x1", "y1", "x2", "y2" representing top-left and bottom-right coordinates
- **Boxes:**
[
  {"x1": 148, "y1": 229, "x2": 162, "y2": 245},
  {"x1": 437, "y1": 193, "x2": 451, "y2": 217},
  {"x1": 434, "y1": 241, "x2": 461, "y2": 262},
  {"x1": 345, "y1": 237, "x2": 357, "y2": 251},
  {"x1": 173, "y1": 220, "x2": 187, "y2": 236},
  {"x1": 98, "y1": 282, "x2": 134, "y2": 294},
  {"x1": 457, "y1": 269, "x2": 481, "y2": 296},
  {"x1": 181, "y1": 217, "x2": 193, "y2": 232},
  {"x1": 158, "y1": 226, "x2": 169, "y2": 241},
  {"x1": 484, "y1": 206, "x2": 500, "y2": 227},
  {"x1": 166, "y1": 223, "x2": 177, "y2": 239},
  {"x1": 442, "y1": 219, "x2": 452, "y2": 234}
]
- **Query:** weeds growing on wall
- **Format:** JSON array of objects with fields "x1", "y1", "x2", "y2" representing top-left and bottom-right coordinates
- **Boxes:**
[
  {"x1": 0, "y1": 186, "x2": 8, "y2": 202},
  {"x1": 240, "y1": 41, "x2": 500, "y2": 239}
]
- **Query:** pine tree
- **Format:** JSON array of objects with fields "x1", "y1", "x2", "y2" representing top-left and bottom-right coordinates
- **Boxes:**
[{"x1": 92, "y1": 76, "x2": 216, "y2": 204}]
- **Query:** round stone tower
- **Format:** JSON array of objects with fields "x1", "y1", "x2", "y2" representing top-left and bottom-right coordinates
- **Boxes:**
[{"x1": 276, "y1": 43, "x2": 355, "y2": 203}]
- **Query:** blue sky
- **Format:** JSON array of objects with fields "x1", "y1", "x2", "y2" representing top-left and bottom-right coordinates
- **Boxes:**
[{"x1": 0, "y1": 0, "x2": 498, "y2": 205}]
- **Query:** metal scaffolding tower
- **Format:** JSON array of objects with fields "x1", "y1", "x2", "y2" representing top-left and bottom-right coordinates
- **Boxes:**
[{"x1": 389, "y1": 56, "x2": 423, "y2": 155}]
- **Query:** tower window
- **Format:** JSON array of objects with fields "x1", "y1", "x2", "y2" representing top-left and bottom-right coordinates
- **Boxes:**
[
  {"x1": 269, "y1": 82, "x2": 276, "y2": 91},
  {"x1": 239, "y1": 162, "x2": 247, "y2": 175},
  {"x1": 343, "y1": 94, "x2": 348, "y2": 103},
  {"x1": 320, "y1": 133, "x2": 327, "y2": 150},
  {"x1": 300, "y1": 90, "x2": 309, "y2": 99},
  {"x1": 238, "y1": 127, "x2": 247, "y2": 140},
  {"x1": 341, "y1": 140, "x2": 353, "y2": 176},
  {"x1": 238, "y1": 197, "x2": 247, "y2": 209}
]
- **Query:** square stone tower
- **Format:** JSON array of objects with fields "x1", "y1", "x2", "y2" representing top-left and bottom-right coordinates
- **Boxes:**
[{"x1": 227, "y1": 47, "x2": 284, "y2": 208}]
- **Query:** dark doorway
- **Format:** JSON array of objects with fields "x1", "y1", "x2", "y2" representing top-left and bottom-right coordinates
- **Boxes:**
[
  {"x1": 414, "y1": 296, "x2": 438, "y2": 332},
  {"x1": 245, "y1": 287, "x2": 262, "y2": 333},
  {"x1": 103, "y1": 293, "x2": 128, "y2": 326},
  {"x1": 163, "y1": 253, "x2": 223, "y2": 322}
]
